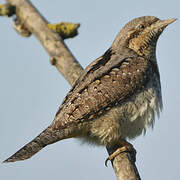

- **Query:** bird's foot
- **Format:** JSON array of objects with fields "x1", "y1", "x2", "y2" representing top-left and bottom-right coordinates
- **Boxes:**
[{"x1": 105, "y1": 140, "x2": 136, "y2": 166}]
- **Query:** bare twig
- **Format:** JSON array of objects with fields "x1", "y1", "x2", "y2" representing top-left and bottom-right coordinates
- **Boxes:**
[{"x1": 4, "y1": 0, "x2": 141, "y2": 179}]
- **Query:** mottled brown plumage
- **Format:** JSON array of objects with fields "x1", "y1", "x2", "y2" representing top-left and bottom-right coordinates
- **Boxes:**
[{"x1": 3, "y1": 16, "x2": 176, "y2": 163}]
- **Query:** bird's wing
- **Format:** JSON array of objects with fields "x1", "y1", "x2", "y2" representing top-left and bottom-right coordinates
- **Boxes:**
[{"x1": 52, "y1": 48, "x2": 154, "y2": 130}]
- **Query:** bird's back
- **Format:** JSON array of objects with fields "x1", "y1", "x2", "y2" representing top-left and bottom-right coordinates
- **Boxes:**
[{"x1": 51, "y1": 50, "x2": 162, "y2": 144}]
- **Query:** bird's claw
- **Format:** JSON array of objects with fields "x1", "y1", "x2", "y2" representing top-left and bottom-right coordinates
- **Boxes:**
[
  {"x1": 105, "y1": 141, "x2": 137, "y2": 167},
  {"x1": 105, "y1": 157, "x2": 110, "y2": 167}
]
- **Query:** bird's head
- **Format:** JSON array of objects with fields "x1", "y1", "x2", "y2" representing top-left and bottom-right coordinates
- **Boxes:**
[{"x1": 113, "y1": 16, "x2": 176, "y2": 60}]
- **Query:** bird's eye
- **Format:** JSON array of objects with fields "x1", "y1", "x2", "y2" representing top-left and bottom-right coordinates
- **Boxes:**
[{"x1": 139, "y1": 25, "x2": 145, "y2": 29}]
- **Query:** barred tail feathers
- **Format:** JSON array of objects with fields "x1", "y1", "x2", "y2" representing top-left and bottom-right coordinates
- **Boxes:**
[{"x1": 3, "y1": 126, "x2": 65, "y2": 163}]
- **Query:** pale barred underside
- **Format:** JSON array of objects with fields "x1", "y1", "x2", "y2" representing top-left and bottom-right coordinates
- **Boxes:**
[{"x1": 80, "y1": 78, "x2": 163, "y2": 146}]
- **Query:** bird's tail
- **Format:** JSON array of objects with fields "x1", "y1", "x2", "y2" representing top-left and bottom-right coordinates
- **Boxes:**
[{"x1": 3, "y1": 126, "x2": 66, "y2": 163}]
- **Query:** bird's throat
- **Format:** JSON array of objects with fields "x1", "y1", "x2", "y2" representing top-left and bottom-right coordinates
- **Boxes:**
[{"x1": 128, "y1": 30, "x2": 158, "y2": 61}]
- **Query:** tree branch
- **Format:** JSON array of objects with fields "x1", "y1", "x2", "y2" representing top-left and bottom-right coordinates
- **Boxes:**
[
  {"x1": 6, "y1": 0, "x2": 82, "y2": 85},
  {"x1": 5, "y1": 0, "x2": 141, "y2": 179}
]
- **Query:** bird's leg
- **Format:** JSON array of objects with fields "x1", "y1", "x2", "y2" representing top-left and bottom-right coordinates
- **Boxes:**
[{"x1": 105, "y1": 139, "x2": 136, "y2": 166}]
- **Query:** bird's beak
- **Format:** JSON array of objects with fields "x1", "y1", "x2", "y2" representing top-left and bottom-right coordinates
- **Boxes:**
[
  {"x1": 153, "y1": 18, "x2": 177, "y2": 30},
  {"x1": 160, "y1": 18, "x2": 177, "y2": 26}
]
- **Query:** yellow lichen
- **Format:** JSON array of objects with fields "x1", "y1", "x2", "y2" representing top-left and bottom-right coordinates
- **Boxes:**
[
  {"x1": 48, "y1": 22, "x2": 80, "y2": 39},
  {"x1": 0, "y1": 4, "x2": 15, "y2": 17}
]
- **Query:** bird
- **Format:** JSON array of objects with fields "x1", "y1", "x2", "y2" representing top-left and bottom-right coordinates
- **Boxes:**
[{"x1": 3, "y1": 16, "x2": 176, "y2": 163}]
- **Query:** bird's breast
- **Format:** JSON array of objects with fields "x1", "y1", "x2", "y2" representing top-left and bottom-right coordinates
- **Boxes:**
[{"x1": 82, "y1": 78, "x2": 162, "y2": 146}]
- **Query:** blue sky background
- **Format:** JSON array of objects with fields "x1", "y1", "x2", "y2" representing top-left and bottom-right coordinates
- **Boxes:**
[{"x1": 0, "y1": 0, "x2": 180, "y2": 179}]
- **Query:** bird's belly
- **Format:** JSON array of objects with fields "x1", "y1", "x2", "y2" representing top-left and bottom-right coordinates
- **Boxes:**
[{"x1": 81, "y1": 84, "x2": 162, "y2": 146}]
